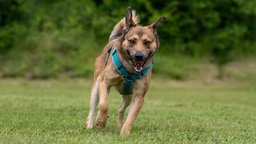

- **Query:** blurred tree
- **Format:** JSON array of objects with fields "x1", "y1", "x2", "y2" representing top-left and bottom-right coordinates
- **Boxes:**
[
  {"x1": 0, "y1": 0, "x2": 256, "y2": 78},
  {"x1": 0, "y1": 0, "x2": 26, "y2": 53}
]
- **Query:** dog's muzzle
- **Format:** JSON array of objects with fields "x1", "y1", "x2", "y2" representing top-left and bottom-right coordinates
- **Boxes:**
[{"x1": 127, "y1": 50, "x2": 151, "y2": 73}]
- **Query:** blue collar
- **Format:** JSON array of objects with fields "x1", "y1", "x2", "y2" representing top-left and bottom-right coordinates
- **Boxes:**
[{"x1": 106, "y1": 47, "x2": 153, "y2": 95}]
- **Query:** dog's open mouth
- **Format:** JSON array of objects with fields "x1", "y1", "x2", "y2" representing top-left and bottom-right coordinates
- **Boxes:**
[
  {"x1": 127, "y1": 50, "x2": 152, "y2": 73},
  {"x1": 132, "y1": 60, "x2": 145, "y2": 73}
]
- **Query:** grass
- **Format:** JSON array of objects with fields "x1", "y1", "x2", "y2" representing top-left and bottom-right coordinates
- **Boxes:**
[{"x1": 0, "y1": 79, "x2": 255, "y2": 143}]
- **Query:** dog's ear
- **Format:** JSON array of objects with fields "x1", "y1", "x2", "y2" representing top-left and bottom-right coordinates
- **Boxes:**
[
  {"x1": 125, "y1": 7, "x2": 136, "y2": 30},
  {"x1": 149, "y1": 17, "x2": 166, "y2": 49},
  {"x1": 149, "y1": 17, "x2": 167, "y2": 34}
]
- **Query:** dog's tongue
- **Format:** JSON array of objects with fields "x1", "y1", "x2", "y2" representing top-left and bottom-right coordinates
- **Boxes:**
[{"x1": 133, "y1": 61, "x2": 144, "y2": 72}]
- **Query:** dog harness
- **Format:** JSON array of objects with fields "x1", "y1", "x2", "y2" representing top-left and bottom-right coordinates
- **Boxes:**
[{"x1": 105, "y1": 47, "x2": 153, "y2": 95}]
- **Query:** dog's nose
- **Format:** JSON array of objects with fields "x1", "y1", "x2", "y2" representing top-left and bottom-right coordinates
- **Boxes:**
[{"x1": 134, "y1": 52, "x2": 144, "y2": 61}]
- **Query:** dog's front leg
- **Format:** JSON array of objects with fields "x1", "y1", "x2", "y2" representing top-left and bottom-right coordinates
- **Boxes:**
[
  {"x1": 96, "y1": 81, "x2": 110, "y2": 128},
  {"x1": 120, "y1": 95, "x2": 144, "y2": 135},
  {"x1": 118, "y1": 95, "x2": 132, "y2": 128}
]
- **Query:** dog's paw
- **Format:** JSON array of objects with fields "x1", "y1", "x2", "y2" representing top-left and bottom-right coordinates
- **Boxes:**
[
  {"x1": 96, "y1": 120, "x2": 106, "y2": 128},
  {"x1": 96, "y1": 112, "x2": 108, "y2": 128},
  {"x1": 86, "y1": 122, "x2": 93, "y2": 129},
  {"x1": 120, "y1": 129, "x2": 130, "y2": 136},
  {"x1": 86, "y1": 118, "x2": 94, "y2": 129},
  {"x1": 120, "y1": 126, "x2": 131, "y2": 135}
]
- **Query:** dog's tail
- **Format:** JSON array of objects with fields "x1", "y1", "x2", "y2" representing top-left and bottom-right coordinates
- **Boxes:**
[{"x1": 109, "y1": 10, "x2": 140, "y2": 41}]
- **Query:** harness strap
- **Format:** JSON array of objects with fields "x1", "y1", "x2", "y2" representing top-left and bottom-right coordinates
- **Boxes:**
[{"x1": 105, "y1": 48, "x2": 112, "y2": 65}]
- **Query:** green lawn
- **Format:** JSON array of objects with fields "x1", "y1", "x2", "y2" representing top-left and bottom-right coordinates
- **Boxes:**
[{"x1": 0, "y1": 79, "x2": 255, "y2": 143}]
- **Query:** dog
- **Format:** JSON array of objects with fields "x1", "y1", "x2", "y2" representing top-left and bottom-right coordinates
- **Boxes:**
[{"x1": 86, "y1": 7, "x2": 166, "y2": 135}]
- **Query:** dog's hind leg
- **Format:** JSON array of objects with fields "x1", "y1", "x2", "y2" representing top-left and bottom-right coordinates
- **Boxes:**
[
  {"x1": 86, "y1": 79, "x2": 99, "y2": 129},
  {"x1": 118, "y1": 95, "x2": 132, "y2": 128}
]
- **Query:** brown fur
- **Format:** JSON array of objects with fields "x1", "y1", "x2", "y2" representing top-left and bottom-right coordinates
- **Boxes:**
[{"x1": 86, "y1": 7, "x2": 166, "y2": 135}]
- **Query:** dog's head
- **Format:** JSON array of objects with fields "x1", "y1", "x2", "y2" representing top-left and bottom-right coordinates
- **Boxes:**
[{"x1": 119, "y1": 7, "x2": 166, "y2": 73}]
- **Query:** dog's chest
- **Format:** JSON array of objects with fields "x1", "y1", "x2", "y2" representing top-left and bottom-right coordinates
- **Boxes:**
[
  {"x1": 107, "y1": 73, "x2": 130, "y2": 95},
  {"x1": 105, "y1": 70, "x2": 133, "y2": 95}
]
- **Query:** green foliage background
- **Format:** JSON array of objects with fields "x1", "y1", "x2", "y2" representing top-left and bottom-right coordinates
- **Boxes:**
[{"x1": 0, "y1": 0, "x2": 256, "y2": 79}]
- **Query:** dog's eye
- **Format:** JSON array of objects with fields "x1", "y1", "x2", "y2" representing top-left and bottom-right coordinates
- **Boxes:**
[
  {"x1": 128, "y1": 39, "x2": 136, "y2": 45},
  {"x1": 143, "y1": 40, "x2": 151, "y2": 45}
]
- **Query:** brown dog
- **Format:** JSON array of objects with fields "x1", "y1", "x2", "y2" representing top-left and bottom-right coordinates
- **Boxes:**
[{"x1": 86, "y1": 7, "x2": 166, "y2": 135}]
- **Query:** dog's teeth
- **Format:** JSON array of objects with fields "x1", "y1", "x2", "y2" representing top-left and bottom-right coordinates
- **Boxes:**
[{"x1": 133, "y1": 60, "x2": 145, "y2": 72}]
